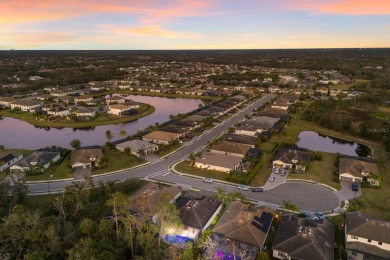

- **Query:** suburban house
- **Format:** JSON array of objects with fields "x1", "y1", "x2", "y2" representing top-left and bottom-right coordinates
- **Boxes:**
[
  {"x1": 42, "y1": 104, "x2": 70, "y2": 117},
  {"x1": 253, "y1": 107, "x2": 287, "y2": 118},
  {"x1": 339, "y1": 158, "x2": 379, "y2": 184},
  {"x1": 345, "y1": 211, "x2": 390, "y2": 260},
  {"x1": 212, "y1": 201, "x2": 275, "y2": 260},
  {"x1": 75, "y1": 107, "x2": 97, "y2": 120},
  {"x1": 116, "y1": 139, "x2": 158, "y2": 157},
  {"x1": 0, "y1": 97, "x2": 15, "y2": 108},
  {"x1": 10, "y1": 151, "x2": 61, "y2": 173},
  {"x1": 107, "y1": 102, "x2": 139, "y2": 115},
  {"x1": 269, "y1": 86, "x2": 281, "y2": 93},
  {"x1": 74, "y1": 95, "x2": 93, "y2": 104},
  {"x1": 142, "y1": 130, "x2": 181, "y2": 145},
  {"x1": 0, "y1": 152, "x2": 24, "y2": 172},
  {"x1": 70, "y1": 148, "x2": 103, "y2": 169},
  {"x1": 163, "y1": 194, "x2": 222, "y2": 245},
  {"x1": 222, "y1": 134, "x2": 258, "y2": 147},
  {"x1": 271, "y1": 100, "x2": 290, "y2": 110},
  {"x1": 10, "y1": 99, "x2": 42, "y2": 112},
  {"x1": 171, "y1": 120, "x2": 199, "y2": 131},
  {"x1": 250, "y1": 115, "x2": 279, "y2": 125},
  {"x1": 194, "y1": 151, "x2": 242, "y2": 173},
  {"x1": 209, "y1": 141, "x2": 252, "y2": 158},
  {"x1": 235, "y1": 123, "x2": 266, "y2": 136},
  {"x1": 183, "y1": 114, "x2": 206, "y2": 124},
  {"x1": 273, "y1": 148, "x2": 311, "y2": 172},
  {"x1": 272, "y1": 213, "x2": 335, "y2": 260},
  {"x1": 105, "y1": 95, "x2": 127, "y2": 105},
  {"x1": 129, "y1": 182, "x2": 182, "y2": 218},
  {"x1": 50, "y1": 90, "x2": 72, "y2": 97}
]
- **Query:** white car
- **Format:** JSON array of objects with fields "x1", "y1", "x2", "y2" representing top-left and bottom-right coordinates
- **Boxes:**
[
  {"x1": 268, "y1": 176, "x2": 275, "y2": 182},
  {"x1": 202, "y1": 178, "x2": 214, "y2": 183},
  {"x1": 237, "y1": 185, "x2": 249, "y2": 191}
]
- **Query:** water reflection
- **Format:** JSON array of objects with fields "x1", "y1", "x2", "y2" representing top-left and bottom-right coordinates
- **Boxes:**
[
  {"x1": 296, "y1": 131, "x2": 370, "y2": 157},
  {"x1": 0, "y1": 95, "x2": 203, "y2": 149}
]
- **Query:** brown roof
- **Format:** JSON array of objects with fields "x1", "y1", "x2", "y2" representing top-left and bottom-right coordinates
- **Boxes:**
[
  {"x1": 143, "y1": 130, "x2": 181, "y2": 142},
  {"x1": 213, "y1": 201, "x2": 274, "y2": 248},
  {"x1": 130, "y1": 183, "x2": 182, "y2": 216},
  {"x1": 210, "y1": 141, "x2": 252, "y2": 156},
  {"x1": 71, "y1": 148, "x2": 103, "y2": 165},
  {"x1": 274, "y1": 148, "x2": 311, "y2": 165},
  {"x1": 346, "y1": 211, "x2": 390, "y2": 244},
  {"x1": 176, "y1": 194, "x2": 222, "y2": 229},
  {"x1": 195, "y1": 152, "x2": 242, "y2": 169},
  {"x1": 339, "y1": 158, "x2": 378, "y2": 178}
]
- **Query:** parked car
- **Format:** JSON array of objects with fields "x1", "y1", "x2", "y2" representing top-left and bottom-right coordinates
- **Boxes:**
[
  {"x1": 202, "y1": 178, "x2": 214, "y2": 183},
  {"x1": 280, "y1": 170, "x2": 286, "y2": 176},
  {"x1": 237, "y1": 185, "x2": 249, "y2": 191},
  {"x1": 352, "y1": 182, "x2": 359, "y2": 191},
  {"x1": 197, "y1": 127, "x2": 204, "y2": 132},
  {"x1": 314, "y1": 212, "x2": 325, "y2": 220},
  {"x1": 268, "y1": 176, "x2": 275, "y2": 182},
  {"x1": 274, "y1": 167, "x2": 280, "y2": 174},
  {"x1": 251, "y1": 187, "x2": 263, "y2": 192},
  {"x1": 301, "y1": 211, "x2": 311, "y2": 220}
]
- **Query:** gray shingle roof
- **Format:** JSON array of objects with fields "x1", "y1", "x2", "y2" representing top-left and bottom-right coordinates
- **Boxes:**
[
  {"x1": 346, "y1": 211, "x2": 390, "y2": 244},
  {"x1": 272, "y1": 214, "x2": 335, "y2": 260},
  {"x1": 176, "y1": 194, "x2": 222, "y2": 230}
]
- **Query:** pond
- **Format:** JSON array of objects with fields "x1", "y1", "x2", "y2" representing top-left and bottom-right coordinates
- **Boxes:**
[
  {"x1": 0, "y1": 95, "x2": 204, "y2": 149},
  {"x1": 296, "y1": 131, "x2": 370, "y2": 157}
]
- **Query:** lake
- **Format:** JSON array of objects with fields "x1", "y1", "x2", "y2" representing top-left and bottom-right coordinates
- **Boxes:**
[
  {"x1": 0, "y1": 95, "x2": 203, "y2": 149},
  {"x1": 296, "y1": 131, "x2": 370, "y2": 157}
]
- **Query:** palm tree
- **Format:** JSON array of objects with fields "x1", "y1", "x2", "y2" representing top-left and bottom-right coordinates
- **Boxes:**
[
  {"x1": 188, "y1": 152, "x2": 196, "y2": 167},
  {"x1": 105, "y1": 130, "x2": 114, "y2": 144},
  {"x1": 138, "y1": 148, "x2": 145, "y2": 157},
  {"x1": 119, "y1": 129, "x2": 127, "y2": 139}
]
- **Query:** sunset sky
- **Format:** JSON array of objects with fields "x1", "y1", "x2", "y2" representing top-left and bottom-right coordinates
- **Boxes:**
[{"x1": 1, "y1": 0, "x2": 389, "y2": 50}]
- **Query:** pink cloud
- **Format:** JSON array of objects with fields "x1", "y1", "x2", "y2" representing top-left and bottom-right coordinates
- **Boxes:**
[
  {"x1": 0, "y1": 0, "x2": 216, "y2": 25},
  {"x1": 292, "y1": 0, "x2": 390, "y2": 15}
]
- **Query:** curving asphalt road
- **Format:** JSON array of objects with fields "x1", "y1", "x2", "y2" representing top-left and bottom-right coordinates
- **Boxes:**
[{"x1": 27, "y1": 94, "x2": 340, "y2": 212}]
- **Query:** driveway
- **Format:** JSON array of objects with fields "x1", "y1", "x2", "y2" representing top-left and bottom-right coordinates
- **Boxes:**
[
  {"x1": 143, "y1": 154, "x2": 162, "y2": 163},
  {"x1": 335, "y1": 181, "x2": 361, "y2": 201},
  {"x1": 73, "y1": 166, "x2": 91, "y2": 180},
  {"x1": 263, "y1": 168, "x2": 289, "y2": 190}
]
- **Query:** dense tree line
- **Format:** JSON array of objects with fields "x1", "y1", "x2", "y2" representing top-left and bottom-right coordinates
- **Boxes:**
[{"x1": 303, "y1": 100, "x2": 390, "y2": 151}]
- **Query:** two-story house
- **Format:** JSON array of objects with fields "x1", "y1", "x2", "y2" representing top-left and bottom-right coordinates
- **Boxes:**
[{"x1": 345, "y1": 211, "x2": 390, "y2": 260}]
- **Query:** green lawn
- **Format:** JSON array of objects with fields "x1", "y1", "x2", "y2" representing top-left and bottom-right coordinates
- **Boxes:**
[
  {"x1": 155, "y1": 144, "x2": 182, "y2": 157},
  {"x1": 26, "y1": 149, "x2": 147, "y2": 181},
  {"x1": 174, "y1": 160, "x2": 229, "y2": 181},
  {"x1": 370, "y1": 111, "x2": 389, "y2": 121},
  {"x1": 0, "y1": 103, "x2": 155, "y2": 128},
  {"x1": 26, "y1": 155, "x2": 73, "y2": 181},
  {"x1": 251, "y1": 152, "x2": 273, "y2": 186},
  {"x1": 260, "y1": 142, "x2": 278, "y2": 153},
  {"x1": 92, "y1": 149, "x2": 147, "y2": 175},
  {"x1": 288, "y1": 152, "x2": 340, "y2": 190}
]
